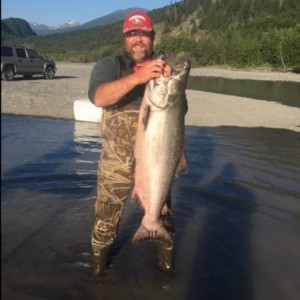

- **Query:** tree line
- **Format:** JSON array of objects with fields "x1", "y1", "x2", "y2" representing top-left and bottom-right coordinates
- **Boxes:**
[{"x1": 2, "y1": 0, "x2": 300, "y2": 71}]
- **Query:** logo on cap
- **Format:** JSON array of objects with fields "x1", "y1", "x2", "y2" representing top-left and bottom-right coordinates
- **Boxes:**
[
  {"x1": 129, "y1": 15, "x2": 146, "y2": 25},
  {"x1": 123, "y1": 11, "x2": 153, "y2": 33}
]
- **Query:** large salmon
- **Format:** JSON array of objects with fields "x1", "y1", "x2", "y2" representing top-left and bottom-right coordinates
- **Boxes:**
[{"x1": 131, "y1": 60, "x2": 191, "y2": 245}]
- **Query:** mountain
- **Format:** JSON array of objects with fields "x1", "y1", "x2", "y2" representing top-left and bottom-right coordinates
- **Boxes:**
[
  {"x1": 29, "y1": 20, "x2": 81, "y2": 35},
  {"x1": 79, "y1": 7, "x2": 148, "y2": 30},
  {"x1": 1, "y1": 18, "x2": 36, "y2": 38},
  {"x1": 28, "y1": 7, "x2": 148, "y2": 36},
  {"x1": 29, "y1": 22, "x2": 50, "y2": 31}
]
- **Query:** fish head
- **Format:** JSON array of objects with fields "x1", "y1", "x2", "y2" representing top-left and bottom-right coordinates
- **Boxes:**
[
  {"x1": 169, "y1": 60, "x2": 191, "y2": 94},
  {"x1": 147, "y1": 60, "x2": 191, "y2": 109}
]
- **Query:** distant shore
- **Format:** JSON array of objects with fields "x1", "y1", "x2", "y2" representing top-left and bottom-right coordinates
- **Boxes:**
[
  {"x1": 190, "y1": 66, "x2": 300, "y2": 82},
  {"x1": 1, "y1": 62, "x2": 300, "y2": 132}
]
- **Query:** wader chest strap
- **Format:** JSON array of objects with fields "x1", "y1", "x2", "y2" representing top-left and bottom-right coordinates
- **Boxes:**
[{"x1": 116, "y1": 56, "x2": 127, "y2": 78}]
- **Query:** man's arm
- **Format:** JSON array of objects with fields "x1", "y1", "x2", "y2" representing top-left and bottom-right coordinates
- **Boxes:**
[{"x1": 92, "y1": 59, "x2": 170, "y2": 108}]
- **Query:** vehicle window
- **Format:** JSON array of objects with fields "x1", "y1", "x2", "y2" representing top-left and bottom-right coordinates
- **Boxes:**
[
  {"x1": 27, "y1": 49, "x2": 40, "y2": 59},
  {"x1": 1, "y1": 46, "x2": 13, "y2": 57},
  {"x1": 16, "y1": 48, "x2": 26, "y2": 58}
]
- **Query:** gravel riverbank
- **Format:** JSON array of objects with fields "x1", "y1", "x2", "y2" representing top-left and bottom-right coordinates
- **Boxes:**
[{"x1": 1, "y1": 62, "x2": 300, "y2": 132}]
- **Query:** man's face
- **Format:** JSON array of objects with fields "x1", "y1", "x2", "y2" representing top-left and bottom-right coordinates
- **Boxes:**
[{"x1": 123, "y1": 30, "x2": 153, "y2": 63}]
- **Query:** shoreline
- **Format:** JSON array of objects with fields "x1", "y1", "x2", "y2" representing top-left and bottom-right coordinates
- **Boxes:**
[
  {"x1": 1, "y1": 62, "x2": 300, "y2": 132},
  {"x1": 190, "y1": 67, "x2": 300, "y2": 82},
  {"x1": 185, "y1": 90, "x2": 300, "y2": 132}
]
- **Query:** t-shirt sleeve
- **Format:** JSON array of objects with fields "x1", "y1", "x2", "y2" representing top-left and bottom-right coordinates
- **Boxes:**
[{"x1": 88, "y1": 56, "x2": 120, "y2": 104}]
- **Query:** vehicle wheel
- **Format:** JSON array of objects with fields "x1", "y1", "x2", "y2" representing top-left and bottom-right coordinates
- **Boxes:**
[
  {"x1": 2, "y1": 66, "x2": 15, "y2": 81},
  {"x1": 23, "y1": 75, "x2": 32, "y2": 79},
  {"x1": 44, "y1": 66, "x2": 55, "y2": 79}
]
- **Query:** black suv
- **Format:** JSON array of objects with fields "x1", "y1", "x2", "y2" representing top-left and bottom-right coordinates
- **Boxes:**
[{"x1": 1, "y1": 45, "x2": 57, "y2": 81}]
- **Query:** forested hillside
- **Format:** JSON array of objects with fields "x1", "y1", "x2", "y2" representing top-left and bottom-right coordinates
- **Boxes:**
[
  {"x1": 2, "y1": 18, "x2": 37, "y2": 38},
  {"x1": 2, "y1": 0, "x2": 300, "y2": 71}
]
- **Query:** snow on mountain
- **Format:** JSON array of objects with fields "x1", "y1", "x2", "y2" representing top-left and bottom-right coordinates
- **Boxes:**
[
  {"x1": 51, "y1": 20, "x2": 81, "y2": 29},
  {"x1": 29, "y1": 21, "x2": 50, "y2": 30},
  {"x1": 29, "y1": 20, "x2": 80, "y2": 31}
]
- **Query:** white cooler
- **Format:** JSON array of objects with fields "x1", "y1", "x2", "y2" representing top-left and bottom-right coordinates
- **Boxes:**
[{"x1": 73, "y1": 99, "x2": 102, "y2": 123}]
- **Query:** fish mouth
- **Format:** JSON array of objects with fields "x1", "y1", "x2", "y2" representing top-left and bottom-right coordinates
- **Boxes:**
[
  {"x1": 173, "y1": 60, "x2": 191, "y2": 76},
  {"x1": 148, "y1": 60, "x2": 191, "y2": 107},
  {"x1": 150, "y1": 60, "x2": 191, "y2": 88},
  {"x1": 183, "y1": 60, "x2": 191, "y2": 70},
  {"x1": 171, "y1": 60, "x2": 191, "y2": 85}
]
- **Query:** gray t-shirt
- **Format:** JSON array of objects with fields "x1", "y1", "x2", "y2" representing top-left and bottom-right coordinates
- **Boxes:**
[
  {"x1": 88, "y1": 52, "x2": 188, "y2": 112},
  {"x1": 88, "y1": 54, "x2": 148, "y2": 110}
]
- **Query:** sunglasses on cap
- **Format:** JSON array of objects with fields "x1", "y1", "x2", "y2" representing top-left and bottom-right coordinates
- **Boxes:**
[{"x1": 124, "y1": 30, "x2": 153, "y2": 38}]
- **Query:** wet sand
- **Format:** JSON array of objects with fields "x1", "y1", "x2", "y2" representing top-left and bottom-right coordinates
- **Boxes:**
[{"x1": 1, "y1": 62, "x2": 300, "y2": 132}]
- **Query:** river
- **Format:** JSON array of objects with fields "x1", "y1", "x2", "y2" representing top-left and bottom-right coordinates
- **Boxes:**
[{"x1": 2, "y1": 114, "x2": 300, "y2": 300}]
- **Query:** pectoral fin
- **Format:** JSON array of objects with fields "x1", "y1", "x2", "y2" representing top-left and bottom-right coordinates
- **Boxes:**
[
  {"x1": 175, "y1": 149, "x2": 188, "y2": 177},
  {"x1": 142, "y1": 105, "x2": 151, "y2": 130}
]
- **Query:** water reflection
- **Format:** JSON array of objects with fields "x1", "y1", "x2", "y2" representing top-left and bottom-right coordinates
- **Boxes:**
[
  {"x1": 1, "y1": 115, "x2": 300, "y2": 300},
  {"x1": 187, "y1": 76, "x2": 300, "y2": 108},
  {"x1": 178, "y1": 162, "x2": 255, "y2": 300}
]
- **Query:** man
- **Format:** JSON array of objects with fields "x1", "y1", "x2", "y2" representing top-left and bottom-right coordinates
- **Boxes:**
[{"x1": 88, "y1": 10, "x2": 175, "y2": 276}]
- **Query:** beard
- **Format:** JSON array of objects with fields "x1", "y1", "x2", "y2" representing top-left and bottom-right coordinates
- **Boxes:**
[{"x1": 126, "y1": 42, "x2": 151, "y2": 63}]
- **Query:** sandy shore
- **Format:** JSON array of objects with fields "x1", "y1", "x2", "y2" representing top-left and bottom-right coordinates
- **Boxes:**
[{"x1": 1, "y1": 62, "x2": 300, "y2": 132}]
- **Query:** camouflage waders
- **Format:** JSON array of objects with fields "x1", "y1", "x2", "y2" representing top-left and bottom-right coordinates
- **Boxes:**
[{"x1": 91, "y1": 108, "x2": 139, "y2": 253}]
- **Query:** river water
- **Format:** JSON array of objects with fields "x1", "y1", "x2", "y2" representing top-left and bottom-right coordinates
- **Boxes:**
[
  {"x1": 187, "y1": 77, "x2": 300, "y2": 108},
  {"x1": 1, "y1": 114, "x2": 300, "y2": 300}
]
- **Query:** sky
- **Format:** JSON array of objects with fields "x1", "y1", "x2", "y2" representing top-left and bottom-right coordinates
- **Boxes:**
[{"x1": 1, "y1": 0, "x2": 175, "y2": 26}]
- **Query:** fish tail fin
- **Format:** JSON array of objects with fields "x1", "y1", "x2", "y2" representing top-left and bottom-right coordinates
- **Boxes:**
[{"x1": 132, "y1": 222, "x2": 173, "y2": 246}]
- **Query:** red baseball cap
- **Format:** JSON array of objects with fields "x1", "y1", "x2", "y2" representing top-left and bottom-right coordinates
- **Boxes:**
[{"x1": 123, "y1": 11, "x2": 153, "y2": 33}]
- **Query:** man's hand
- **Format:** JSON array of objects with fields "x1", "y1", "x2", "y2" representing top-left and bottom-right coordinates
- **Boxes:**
[
  {"x1": 133, "y1": 59, "x2": 172, "y2": 84},
  {"x1": 93, "y1": 59, "x2": 172, "y2": 107}
]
